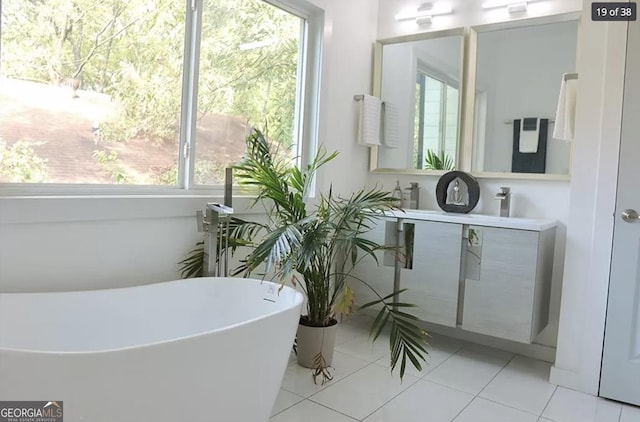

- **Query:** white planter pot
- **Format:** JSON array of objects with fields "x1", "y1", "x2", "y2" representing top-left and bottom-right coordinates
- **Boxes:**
[{"x1": 296, "y1": 319, "x2": 338, "y2": 368}]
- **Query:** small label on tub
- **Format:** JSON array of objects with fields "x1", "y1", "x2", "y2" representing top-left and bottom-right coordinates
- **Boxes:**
[
  {"x1": 263, "y1": 283, "x2": 277, "y2": 302},
  {"x1": 0, "y1": 401, "x2": 63, "y2": 422}
]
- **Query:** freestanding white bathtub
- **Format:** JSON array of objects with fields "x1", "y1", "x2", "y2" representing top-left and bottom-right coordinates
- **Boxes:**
[{"x1": 0, "y1": 277, "x2": 303, "y2": 422}]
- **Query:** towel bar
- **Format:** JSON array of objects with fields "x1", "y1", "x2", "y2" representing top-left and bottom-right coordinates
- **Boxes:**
[
  {"x1": 504, "y1": 119, "x2": 555, "y2": 124},
  {"x1": 354, "y1": 94, "x2": 385, "y2": 105}
]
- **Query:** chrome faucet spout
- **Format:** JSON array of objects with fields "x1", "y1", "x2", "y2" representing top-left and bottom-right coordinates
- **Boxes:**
[
  {"x1": 197, "y1": 202, "x2": 234, "y2": 277},
  {"x1": 495, "y1": 187, "x2": 511, "y2": 217}
]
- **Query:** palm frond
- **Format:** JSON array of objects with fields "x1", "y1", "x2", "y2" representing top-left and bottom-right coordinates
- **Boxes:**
[
  {"x1": 359, "y1": 288, "x2": 430, "y2": 379},
  {"x1": 245, "y1": 224, "x2": 303, "y2": 275},
  {"x1": 424, "y1": 149, "x2": 455, "y2": 170},
  {"x1": 178, "y1": 241, "x2": 205, "y2": 278},
  {"x1": 180, "y1": 128, "x2": 430, "y2": 380}
]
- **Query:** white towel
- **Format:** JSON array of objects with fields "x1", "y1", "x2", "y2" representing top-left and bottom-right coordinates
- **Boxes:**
[
  {"x1": 357, "y1": 94, "x2": 381, "y2": 146},
  {"x1": 383, "y1": 102, "x2": 400, "y2": 148},
  {"x1": 519, "y1": 118, "x2": 540, "y2": 153},
  {"x1": 553, "y1": 75, "x2": 578, "y2": 141}
]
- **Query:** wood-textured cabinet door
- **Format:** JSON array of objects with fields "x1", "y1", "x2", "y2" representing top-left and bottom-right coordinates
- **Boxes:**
[
  {"x1": 400, "y1": 220, "x2": 463, "y2": 327},
  {"x1": 462, "y1": 226, "x2": 545, "y2": 343},
  {"x1": 349, "y1": 219, "x2": 396, "y2": 309}
]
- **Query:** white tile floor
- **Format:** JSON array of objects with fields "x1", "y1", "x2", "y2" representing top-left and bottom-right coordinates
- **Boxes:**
[{"x1": 271, "y1": 316, "x2": 640, "y2": 422}]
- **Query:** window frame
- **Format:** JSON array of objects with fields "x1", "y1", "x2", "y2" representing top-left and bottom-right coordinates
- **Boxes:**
[
  {"x1": 0, "y1": 0, "x2": 323, "y2": 197},
  {"x1": 414, "y1": 63, "x2": 459, "y2": 169}
]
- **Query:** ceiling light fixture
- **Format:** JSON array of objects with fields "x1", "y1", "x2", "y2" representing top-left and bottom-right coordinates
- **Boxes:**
[
  {"x1": 507, "y1": 2, "x2": 528, "y2": 13},
  {"x1": 394, "y1": 2, "x2": 453, "y2": 23},
  {"x1": 415, "y1": 15, "x2": 433, "y2": 25},
  {"x1": 481, "y1": 0, "x2": 540, "y2": 11}
]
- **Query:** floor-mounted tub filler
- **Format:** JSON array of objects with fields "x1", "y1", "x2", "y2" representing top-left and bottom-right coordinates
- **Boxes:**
[{"x1": 0, "y1": 277, "x2": 303, "y2": 422}]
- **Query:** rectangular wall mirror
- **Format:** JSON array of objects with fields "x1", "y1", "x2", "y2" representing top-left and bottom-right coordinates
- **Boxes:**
[
  {"x1": 470, "y1": 16, "x2": 579, "y2": 177},
  {"x1": 372, "y1": 29, "x2": 464, "y2": 173}
]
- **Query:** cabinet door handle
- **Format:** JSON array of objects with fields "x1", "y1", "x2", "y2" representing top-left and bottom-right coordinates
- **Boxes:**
[{"x1": 622, "y1": 209, "x2": 640, "y2": 223}]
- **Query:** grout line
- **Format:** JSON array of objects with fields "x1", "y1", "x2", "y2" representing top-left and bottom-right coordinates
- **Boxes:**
[
  {"x1": 420, "y1": 341, "x2": 467, "y2": 376},
  {"x1": 480, "y1": 396, "x2": 546, "y2": 417},
  {"x1": 475, "y1": 352, "x2": 515, "y2": 397},
  {"x1": 617, "y1": 404, "x2": 622, "y2": 422},
  {"x1": 449, "y1": 351, "x2": 516, "y2": 421},
  {"x1": 420, "y1": 378, "x2": 481, "y2": 397},
  {"x1": 270, "y1": 392, "x2": 305, "y2": 418},
  {"x1": 302, "y1": 399, "x2": 360, "y2": 421},
  {"x1": 357, "y1": 370, "x2": 422, "y2": 421},
  {"x1": 280, "y1": 358, "x2": 375, "y2": 399},
  {"x1": 305, "y1": 361, "x2": 377, "y2": 400},
  {"x1": 450, "y1": 393, "x2": 476, "y2": 421},
  {"x1": 539, "y1": 384, "x2": 558, "y2": 419},
  {"x1": 426, "y1": 341, "x2": 466, "y2": 368},
  {"x1": 279, "y1": 385, "x2": 306, "y2": 397},
  {"x1": 359, "y1": 342, "x2": 470, "y2": 421}
]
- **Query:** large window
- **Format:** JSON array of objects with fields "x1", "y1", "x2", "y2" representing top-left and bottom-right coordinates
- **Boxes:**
[{"x1": 0, "y1": 0, "x2": 318, "y2": 190}]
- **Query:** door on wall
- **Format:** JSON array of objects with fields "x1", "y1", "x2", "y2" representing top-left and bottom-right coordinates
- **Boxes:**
[{"x1": 600, "y1": 19, "x2": 640, "y2": 406}]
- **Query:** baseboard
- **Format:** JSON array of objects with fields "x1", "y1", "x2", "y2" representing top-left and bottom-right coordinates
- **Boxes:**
[
  {"x1": 419, "y1": 321, "x2": 557, "y2": 363},
  {"x1": 550, "y1": 366, "x2": 599, "y2": 395}
]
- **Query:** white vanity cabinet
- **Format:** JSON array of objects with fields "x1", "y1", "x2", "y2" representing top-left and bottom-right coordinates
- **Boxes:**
[
  {"x1": 461, "y1": 225, "x2": 556, "y2": 343},
  {"x1": 352, "y1": 210, "x2": 558, "y2": 344},
  {"x1": 401, "y1": 220, "x2": 463, "y2": 327}
]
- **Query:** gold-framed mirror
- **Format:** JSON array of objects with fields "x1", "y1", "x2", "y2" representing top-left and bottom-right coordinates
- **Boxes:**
[
  {"x1": 466, "y1": 13, "x2": 580, "y2": 179},
  {"x1": 370, "y1": 28, "x2": 465, "y2": 175}
]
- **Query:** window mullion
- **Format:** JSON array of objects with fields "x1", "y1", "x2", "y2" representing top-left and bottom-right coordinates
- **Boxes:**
[
  {"x1": 179, "y1": 0, "x2": 203, "y2": 190},
  {"x1": 439, "y1": 81, "x2": 447, "y2": 155},
  {"x1": 417, "y1": 75, "x2": 426, "y2": 169}
]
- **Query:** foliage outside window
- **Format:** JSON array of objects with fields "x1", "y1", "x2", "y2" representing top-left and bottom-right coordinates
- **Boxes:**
[{"x1": 0, "y1": 0, "x2": 315, "y2": 189}]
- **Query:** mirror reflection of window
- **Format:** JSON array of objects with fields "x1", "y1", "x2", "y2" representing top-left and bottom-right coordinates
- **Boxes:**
[
  {"x1": 414, "y1": 68, "x2": 458, "y2": 170},
  {"x1": 376, "y1": 34, "x2": 462, "y2": 172}
]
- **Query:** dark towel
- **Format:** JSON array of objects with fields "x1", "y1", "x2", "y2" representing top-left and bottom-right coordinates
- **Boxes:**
[{"x1": 512, "y1": 118, "x2": 548, "y2": 173}]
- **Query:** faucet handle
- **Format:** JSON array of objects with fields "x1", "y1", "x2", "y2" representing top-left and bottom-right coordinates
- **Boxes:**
[{"x1": 495, "y1": 187, "x2": 511, "y2": 200}]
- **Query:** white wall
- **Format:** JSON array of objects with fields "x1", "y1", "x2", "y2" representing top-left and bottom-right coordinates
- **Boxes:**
[
  {"x1": 550, "y1": 2, "x2": 628, "y2": 395},
  {"x1": 476, "y1": 21, "x2": 577, "y2": 174},
  {"x1": 313, "y1": 0, "x2": 379, "y2": 196},
  {"x1": 0, "y1": 196, "x2": 258, "y2": 292},
  {"x1": 0, "y1": 0, "x2": 381, "y2": 293}
]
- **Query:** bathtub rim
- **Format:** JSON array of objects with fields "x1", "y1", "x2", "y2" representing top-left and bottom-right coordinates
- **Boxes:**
[{"x1": 0, "y1": 277, "x2": 303, "y2": 355}]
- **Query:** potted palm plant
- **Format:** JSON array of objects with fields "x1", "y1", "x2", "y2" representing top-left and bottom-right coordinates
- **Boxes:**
[{"x1": 181, "y1": 129, "x2": 429, "y2": 381}]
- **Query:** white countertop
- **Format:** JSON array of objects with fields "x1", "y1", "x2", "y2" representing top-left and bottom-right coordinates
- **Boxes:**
[{"x1": 384, "y1": 209, "x2": 558, "y2": 231}]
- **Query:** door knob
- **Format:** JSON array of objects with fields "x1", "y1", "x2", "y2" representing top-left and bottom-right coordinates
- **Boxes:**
[{"x1": 621, "y1": 209, "x2": 640, "y2": 223}]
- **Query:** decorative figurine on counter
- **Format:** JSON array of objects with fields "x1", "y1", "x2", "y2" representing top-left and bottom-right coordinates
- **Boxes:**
[
  {"x1": 449, "y1": 179, "x2": 466, "y2": 205},
  {"x1": 436, "y1": 171, "x2": 480, "y2": 214}
]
